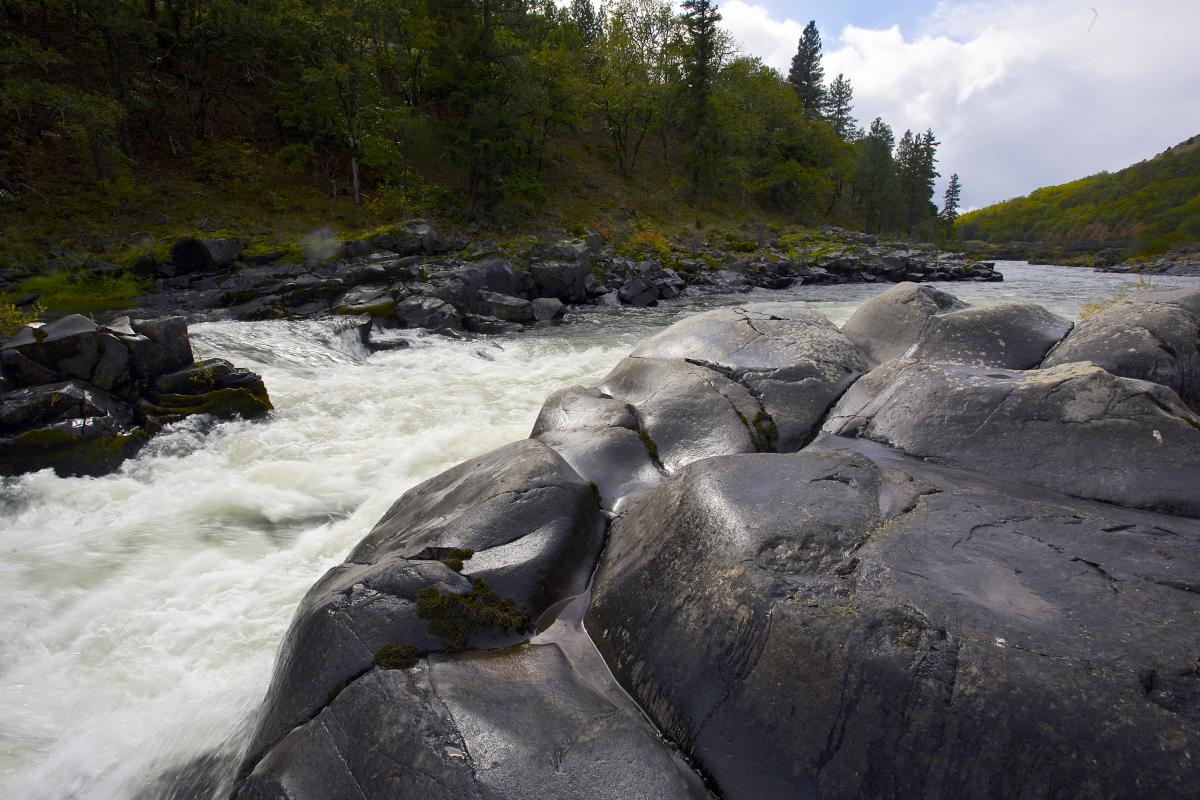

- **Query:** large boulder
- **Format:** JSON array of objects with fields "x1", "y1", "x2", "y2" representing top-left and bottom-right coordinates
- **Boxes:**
[
  {"x1": 0, "y1": 414, "x2": 147, "y2": 477},
  {"x1": 1043, "y1": 286, "x2": 1200, "y2": 410},
  {"x1": 170, "y1": 237, "x2": 243, "y2": 274},
  {"x1": 629, "y1": 303, "x2": 867, "y2": 450},
  {"x1": 370, "y1": 220, "x2": 450, "y2": 257},
  {"x1": 531, "y1": 385, "x2": 664, "y2": 512},
  {"x1": 1, "y1": 314, "x2": 133, "y2": 392},
  {"x1": 587, "y1": 445, "x2": 1200, "y2": 800},
  {"x1": 528, "y1": 261, "x2": 591, "y2": 303},
  {"x1": 234, "y1": 643, "x2": 705, "y2": 800},
  {"x1": 822, "y1": 359, "x2": 1200, "y2": 516},
  {"x1": 600, "y1": 357, "x2": 763, "y2": 472},
  {"x1": 391, "y1": 296, "x2": 462, "y2": 331},
  {"x1": 841, "y1": 282, "x2": 967, "y2": 365},
  {"x1": 239, "y1": 440, "x2": 603, "y2": 775},
  {"x1": 474, "y1": 290, "x2": 534, "y2": 323},
  {"x1": 908, "y1": 302, "x2": 1073, "y2": 369}
]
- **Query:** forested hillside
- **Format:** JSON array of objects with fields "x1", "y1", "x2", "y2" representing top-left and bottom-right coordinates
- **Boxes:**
[
  {"x1": 1, "y1": 0, "x2": 955, "y2": 269},
  {"x1": 957, "y1": 134, "x2": 1200, "y2": 257}
]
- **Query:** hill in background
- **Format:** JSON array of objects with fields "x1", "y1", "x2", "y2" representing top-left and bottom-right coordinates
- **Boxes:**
[{"x1": 957, "y1": 134, "x2": 1200, "y2": 262}]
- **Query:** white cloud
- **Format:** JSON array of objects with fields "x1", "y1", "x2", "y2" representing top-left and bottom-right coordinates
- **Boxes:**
[{"x1": 718, "y1": 0, "x2": 1200, "y2": 208}]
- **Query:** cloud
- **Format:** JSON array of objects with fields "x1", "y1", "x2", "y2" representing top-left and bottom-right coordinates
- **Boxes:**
[{"x1": 718, "y1": 0, "x2": 1200, "y2": 208}]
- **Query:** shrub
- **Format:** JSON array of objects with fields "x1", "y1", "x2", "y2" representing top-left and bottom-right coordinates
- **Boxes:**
[{"x1": 1, "y1": 302, "x2": 44, "y2": 335}]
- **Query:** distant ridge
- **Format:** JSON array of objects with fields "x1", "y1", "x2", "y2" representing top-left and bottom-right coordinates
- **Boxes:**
[{"x1": 958, "y1": 133, "x2": 1200, "y2": 257}]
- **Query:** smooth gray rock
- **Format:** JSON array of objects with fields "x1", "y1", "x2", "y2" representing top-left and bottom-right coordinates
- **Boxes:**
[
  {"x1": 331, "y1": 285, "x2": 394, "y2": 316},
  {"x1": 1, "y1": 315, "x2": 134, "y2": 392},
  {"x1": 909, "y1": 302, "x2": 1073, "y2": 369},
  {"x1": 235, "y1": 644, "x2": 704, "y2": 800},
  {"x1": 239, "y1": 439, "x2": 603, "y2": 781},
  {"x1": 587, "y1": 445, "x2": 1200, "y2": 800},
  {"x1": 1043, "y1": 286, "x2": 1200, "y2": 409},
  {"x1": 531, "y1": 385, "x2": 662, "y2": 511},
  {"x1": 370, "y1": 219, "x2": 449, "y2": 257},
  {"x1": 822, "y1": 359, "x2": 1200, "y2": 516},
  {"x1": 630, "y1": 303, "x2": 867, "y2": 451},
  {"x1": 601, "y1": 357, "x2": 762, "y2": 472},
  {"x1": 841, "y1": 281, "x2": 968, "y2": 365}
]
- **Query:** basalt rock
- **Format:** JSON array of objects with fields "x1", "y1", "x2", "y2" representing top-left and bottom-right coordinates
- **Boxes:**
[
  {"x1": 629, "y1": 302, "x2": 867, "y2": 451},
  {"x1": 0, "y1": 316, "x2": 270, "y2": 477},
  {"x1": 822, "y1": 359, "x2": 1200, "y2": 516},
  {"x1": 1042, "y1": 286, "x2": 1200, "y2": 410},
  {"x1": 234, "y1": 644, "x2": 705, "y2": 800},
  {"x1": 586, "y1": 443, "x2": 1200, "y2": 800},
  {"x1": 236, "y1": 439, "x2": 604, "y2": 786},
  {"x1": 840, "y1": 281, "x2": 967, "y2": 365},
  {"x1": 908, "y1": 302, "x2": 1073, "y2": 369}
]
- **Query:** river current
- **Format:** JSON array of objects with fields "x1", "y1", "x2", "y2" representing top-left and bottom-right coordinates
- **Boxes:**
[{"x1": 2, "y1": 263, "x2": 1197, "y2": 799}]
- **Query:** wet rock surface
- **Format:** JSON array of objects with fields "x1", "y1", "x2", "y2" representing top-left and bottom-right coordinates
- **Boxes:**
[
  {"x1": 235, "y1": 279, "x2": 1200, "y2": 800},
  {"x1": 822, "y1": 359, "x2": 1200, "y2": 516},
  {"x1": 1, "y1": 314, "x2": 271, "y2": 477},
  {"x1": 586, "y1": 441, "x2": 1200, "y2": 800}
]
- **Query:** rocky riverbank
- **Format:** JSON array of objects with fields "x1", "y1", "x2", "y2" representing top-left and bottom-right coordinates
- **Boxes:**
[
  {"x1": 0, "y1": 314, "x2": 271, "y2": 477},
  {"x1": 122, "y1": 222, "x2": 1001, "y2": 339},
  {"x1": 232, "y1": 281, "x2": 1200, "y2": 798}
]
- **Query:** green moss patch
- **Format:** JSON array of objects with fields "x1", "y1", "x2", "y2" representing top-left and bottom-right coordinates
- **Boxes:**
[
  {"x1": 415, "y1": 579, "x2": 530, "y2": 653},
  {"x1": 373, "y1": 644, "x2": 419, "y2": 670}
]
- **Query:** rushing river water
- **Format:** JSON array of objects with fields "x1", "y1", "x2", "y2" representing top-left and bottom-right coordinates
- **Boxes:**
[{"x1": 1, "y1": 262, "x2": 1198, "y2": 799}]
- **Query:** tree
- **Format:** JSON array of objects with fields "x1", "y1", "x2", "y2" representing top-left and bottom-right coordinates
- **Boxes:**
[
  {"x1": 570, "y1": 0, "x2": 602, "y2": 45},
  {"x1": 679, "y1": 0, "x2": 724, "y2": 199},
  {"x1": 895, "y1": 127, "x2": 940, "y2": 236},
  {"x1": 592, "y1": 0, "x2": 677, "y2": 177},
  {"x1": 942, "y1": 173, "x2": 962, "y2": 221},
  {"x1": 822, "y1": 73, "x2": 854, "y2": 139},
  {"x1": 855, "y1": 117, "x2": 897, "y2": 233},
  {"x1": 787, "y1": 21, "x2": 824, "y2": 112}
]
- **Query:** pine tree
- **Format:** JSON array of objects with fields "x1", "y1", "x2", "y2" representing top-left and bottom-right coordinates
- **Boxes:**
[
  {"x1": 569, "y1": 0, "x2": 601, "y2": 45},
  {"x1": 680, "y1": 0, "x2": 723, "y2": 199},
  {"x1": 856, "y1": 117, "x2": 897, "y2": 233},
  {"x1": 942, "y1": 173, "x2": 962, "y2": 221},
  {"x1": 895, "y1": 127, "x2": 941, "y2": 237},
  {"x1": 788, "y1": 20, "x2": 824, "y2": 112},
  {"x1": 822, "y1": 73, "x2": 854, "y2": 138}
]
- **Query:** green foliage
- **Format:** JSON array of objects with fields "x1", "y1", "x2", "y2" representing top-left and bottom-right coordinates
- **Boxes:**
[
  {"x1": 788, "y1": 21, "x2": 824, "y2": 112},
  {"x1": 1, "y1": 302, "x2": 44, "y2": 336},
  {"x1": 438, "y1": 548, "x2": 475, "y2": 573},
  {"x1": 621, "y1": 230, "x2": 674, "y2": 263},
  {"x1": 4, "y1": 271, "x2": 148, "y2": 314},
  {"x1": 373, "y1": 644, "x2": 419, "y2": 670},
  {"x1": 958, "y1": 135, "x2": 1200, "y2": 254},
  {"x1": 0, "y1": 0, "x2": 952, "y2": 267},
  {"x1": 415, "y1": 579, "x2": 531, "y2": 654}
]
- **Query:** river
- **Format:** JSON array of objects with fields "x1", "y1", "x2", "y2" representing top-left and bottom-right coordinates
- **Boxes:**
[{"x1": 2, "y1": 262, "x2": 1196, "y2": 799}]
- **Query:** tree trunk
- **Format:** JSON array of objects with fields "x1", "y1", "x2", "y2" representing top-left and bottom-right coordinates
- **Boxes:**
[{"x1": 351, "y1": 155, "x2": 361, "y2": 208}]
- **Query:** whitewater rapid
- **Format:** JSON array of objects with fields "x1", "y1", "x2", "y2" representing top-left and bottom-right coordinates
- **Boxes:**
[{"x1": 2, "y1": 263, "x2": 1196, "y2": 799}]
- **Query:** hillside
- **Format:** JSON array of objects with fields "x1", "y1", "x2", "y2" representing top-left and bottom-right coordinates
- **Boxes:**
[
  {"x1": 957, "y1": 134, "x2": 1200, "y2": 258},
  {"x1": 0, "y1": 0, "x2": 951, "y2": 291}
]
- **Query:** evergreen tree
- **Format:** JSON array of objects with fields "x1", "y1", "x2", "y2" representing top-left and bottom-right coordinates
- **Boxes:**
[
  {"x1": 822, "y1": 73, "x2": 854, "y2": 139},
  {"x1": 895, "y1": 127, "x2": 941, "y2": 237},
  {"x1": 680, "y1": 0, "x2": 723, "y2": 199},
  {"x1": 855, "y1": 117, "x2": 897, "y2": 233},
  {"x1": 570, "y1": 0, "x2": 601, "y2": 45},
  {"x1": 787, "y1": 21, "x2": 824, "y2": 112},
  {"x1": 942, "y1": 173, "x2": 962, "y2": 221}
]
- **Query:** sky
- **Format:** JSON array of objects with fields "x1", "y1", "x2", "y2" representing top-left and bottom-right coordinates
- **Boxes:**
[{"x1": 714, "y1": 1, "x2": 1200, "y2": 209}]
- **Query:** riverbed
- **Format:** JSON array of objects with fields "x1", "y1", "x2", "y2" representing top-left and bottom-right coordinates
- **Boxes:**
[{"x1": 2, "y1": 263, "x2": 1196, "y2": 799}]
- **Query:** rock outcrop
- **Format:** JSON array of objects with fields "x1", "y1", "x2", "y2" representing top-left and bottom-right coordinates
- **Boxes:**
[
  {"x1": 1043, "y1": 286, "x2": 1200, "y2": 410},
  {"x1": 1, "y1": 314, "x2": 271, "y2": 477},
  {"x1": 234, "y1": 281, "x2": 1200, "y2": 800}
]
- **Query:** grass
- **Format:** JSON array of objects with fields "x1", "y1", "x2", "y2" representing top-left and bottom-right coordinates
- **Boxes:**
[
  {"x1": 1079, "y1": 275, "x2": 1155, "y2": 319},
  {"x1": 2, "y1": 271, "x2": 149, "y2": 315}
]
